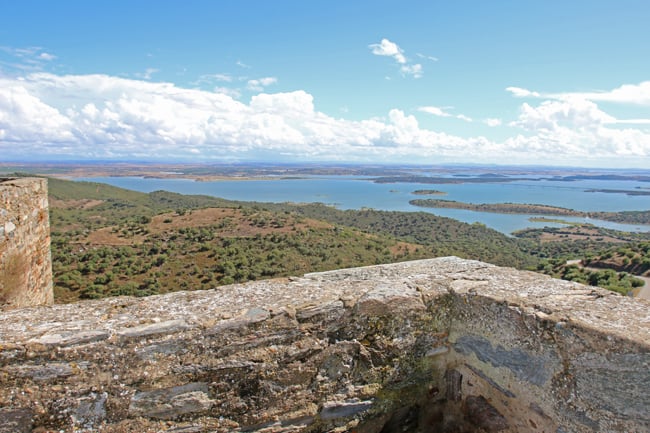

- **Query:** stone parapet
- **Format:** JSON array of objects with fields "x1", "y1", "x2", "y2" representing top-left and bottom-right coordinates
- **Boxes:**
[
  {"x1": 0, "y1": 177, "x2": 53, "y2": 309},
  {"x1": 0, "y1": 257, "x2": 648, "y2": 432}
]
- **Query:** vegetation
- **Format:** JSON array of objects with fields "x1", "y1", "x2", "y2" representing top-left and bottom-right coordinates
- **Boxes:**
[
  {"x1": 263, "y1": 203, "x2": 539, "y2": 269},
  {"x1": 410, "y1": 199, "x2": 582, "y2": 216},
  {"x1": 39, "y1": 177, "x2": 650, "y2": 302},
  {"x1": 535, "y1": 260, "x2": 644, "y2": 295},
  {"x1": 48, "y1": 179, "x2": 431, "y2": 302}
]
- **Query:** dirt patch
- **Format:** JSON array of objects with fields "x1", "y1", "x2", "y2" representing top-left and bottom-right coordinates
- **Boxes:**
[
  {"x1": 148, "y1": 208, "x2": 239, "y2": 233},
  {"x1": 538, "y1": 226, "x2": 625, "y2": 243},
  {"x1": 148, "y1": 208, "x2": 331, "y2": 237},
  {"x1": 50, "y1": 199, "x2": 104, "y2": 209},
  {"x1": 388, "y1": 242, "x2": 421, "y2": 255},
  {"x1": 84, "y1": 227, "x2": 145, "y2": 246},
  {"x1": 79, "y1": 207, "x2": 333, "y2": 246}
]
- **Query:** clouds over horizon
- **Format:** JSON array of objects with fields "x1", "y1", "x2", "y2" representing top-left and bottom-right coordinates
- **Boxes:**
[
  {"x1": 507, "y1": 81, "x2": 650, "y2": 106},
  {"x1": 0, "y1": 72, "x2": 649, "y2": 167}
]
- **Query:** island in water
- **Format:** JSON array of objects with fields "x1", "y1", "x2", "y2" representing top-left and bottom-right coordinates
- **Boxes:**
[
  {"x1": 411, "y1": 189, "x2": 447, "y2": 196},
  {"x1": 409, "y1": 199, "x2": 650, "y2": 225}
]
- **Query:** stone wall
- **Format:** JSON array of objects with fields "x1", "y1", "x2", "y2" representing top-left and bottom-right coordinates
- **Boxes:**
[
  {"x1": 0, "y1": 257, "x2": 648, "y2": 433},
  {"x1": 0, "y1": 177, "x2": 53, "y2": 309}
]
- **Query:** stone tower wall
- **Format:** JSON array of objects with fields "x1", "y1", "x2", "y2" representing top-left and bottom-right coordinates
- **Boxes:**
[{"x1": 0, "y1": 177, "x2": 53, "y2": 309}]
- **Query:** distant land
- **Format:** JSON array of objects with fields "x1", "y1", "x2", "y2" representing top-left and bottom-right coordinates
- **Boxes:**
[
  {"x1": 585, "y1": 188, "x2": 650, "y2": 196},
  {"x1": 409, "y1": 199, "x2": 650, "y2": 225},
  {"x1": 412, "y1": 189, "x2": 447, "y2": 196},
  {"x1": 3, "y1": 162, "x2": 650, "y2": 184}
]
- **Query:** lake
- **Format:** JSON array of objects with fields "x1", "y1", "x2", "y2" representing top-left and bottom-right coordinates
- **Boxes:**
[{"x1": 73, "y1": 175, "x2": 650, "y2": 235}]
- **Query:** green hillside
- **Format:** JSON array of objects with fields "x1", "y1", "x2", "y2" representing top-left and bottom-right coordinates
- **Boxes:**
[
  {"x1": 47, "y1": 179, "x2": 431, "y2": 302},
  {"x1": 43, "y1": 177, "x2": 648, "y2": 301}
]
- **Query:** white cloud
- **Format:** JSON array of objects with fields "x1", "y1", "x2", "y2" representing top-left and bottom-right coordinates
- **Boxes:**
[
  {"x1": 508, "y1": 81, "x2": 650, "y2": 106},
  {"x1": 38, "y1": 52, "x2": 56, "y2": 61},
  {"x1": 548, "y1": 81, "x2": 650, "y2": 106},
  {"x1": 1, "y1": 72, "x2": 649, "y2": 167},
  {"x1": 400, "y1": 64, "x2": 423, "y2": 79},
  {"x1": 418, "y1": 106, "x2": 451, "y2": 117},
  {"x1": 213, "y1": 86, "x2": 241, "y2": 99},
  {"x1": 236, "y1": 60, "x2": 251, "y2": 69},
  {"x1": 196, "y1": 73, "x2": 233, "y2": 83},
  {"x1": 0, "y1": 46, "x2": 57, "y2": 72},
  {"x1": 416, "y1": 53, "x2": 438, "y2": 62},
  {"x1": 506, "y1": 87, "x2": 541, "y2": 98},
  {"x1": 419, "y1": 106, "x2": 472, "y2": 122},
  {"x1": 369, "y1": 38, "x2": 406, "y2": 64},
  {"x1": 511, "y1": 98, "x2": 616, "y2": 131},
  {"x1": 484, "y1": 118, "x2": 502, "y2": 127},
  {"x1": 508, "y1": 97, "x2": 650, "y2": 158},
  {"x1": 247, "y1": 77, "x2": 277, "y2": 91},
  {"x1": 370, "y1": 39, "x2": 426, "y2": 79},
  {"x1": 134, "y1": 68, "x2": 159, "y2": 80},
  {"x1": 610, "y1": 118, "x2": 650, "y2": 125}
]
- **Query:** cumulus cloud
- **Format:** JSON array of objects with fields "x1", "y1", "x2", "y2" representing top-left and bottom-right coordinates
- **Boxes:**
[
  {"x1": 508, "y1": 96, "x2": 650, "y2": 158},
  {"x1": 369, "y1": 38, "x2": 406, "y2": 64},
  {"x1": 1, "y1": 72, "x2": 649, "y2": 166}
]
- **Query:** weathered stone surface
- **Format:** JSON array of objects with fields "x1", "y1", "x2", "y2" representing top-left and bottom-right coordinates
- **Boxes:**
[
  {"x1": 320, "y1": 399, "x2": 374, "y2": 420},
  {"x1": 29, "y1": 329, "x2": 110, "y2": 347},
  {"x1": 0, "y1": 257, "x2": 648, "y2": 432},
  {"x1": 0, "y1": 177, "x2": 52, "y2": 309},
  {"x1": 9, "y1": 361, "x2": 76, "y2": 380},
  {"x1": 129, "y1": 382, "x2": 213, "y2": 420},
  {"x1": 117, "y1": 319, "x2": 190, "y2": 339},
  {"x1": 573, "y1": 352, "x2": 650, "y2": 421},
  {"x1": 0, "y1": 407, "x2": 32, "y2": 433},
  {"x1": 454, "y1": 334, "x2": 557, "y2": 386},
  {"x1": 464, "y1": 395, "x2": 509, "y2": 432},
  {"x1": 73, "y1": 392, "x2": 108, "y2": 430}
]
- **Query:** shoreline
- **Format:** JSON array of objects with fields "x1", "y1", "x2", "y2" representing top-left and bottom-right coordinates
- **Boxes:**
[{"x1": 409, "y1": 199, "x2": 650, "y2": 226}]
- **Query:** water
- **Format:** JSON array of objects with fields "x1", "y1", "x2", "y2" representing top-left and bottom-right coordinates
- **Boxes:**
[{"x1": 73, "y1": 175, "x2": 650, "y2": 234}]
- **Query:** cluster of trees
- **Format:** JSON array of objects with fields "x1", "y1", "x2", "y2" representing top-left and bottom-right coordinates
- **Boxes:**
[
  {"x1": 536, "y1": 260, "x2": 643, "y2": 295},
  {"x1": 50, "y1": 200, "x2": 429, "y2": 302}
]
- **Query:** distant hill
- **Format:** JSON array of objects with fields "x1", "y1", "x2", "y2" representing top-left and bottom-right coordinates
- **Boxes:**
[{"x1": 261, "y1": 203, "x2": 539, "y2": 269}]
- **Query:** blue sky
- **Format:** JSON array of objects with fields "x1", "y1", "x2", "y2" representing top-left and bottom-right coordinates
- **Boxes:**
[{"x1": 1, "y1": 0, "x2": 649, "y2": 167}]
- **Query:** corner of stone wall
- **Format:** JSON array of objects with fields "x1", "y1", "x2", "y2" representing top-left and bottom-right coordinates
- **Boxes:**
[{"x1": 0, "y1": 177, "x2": 53, "y2": 309}]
